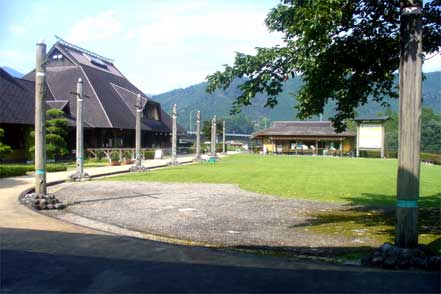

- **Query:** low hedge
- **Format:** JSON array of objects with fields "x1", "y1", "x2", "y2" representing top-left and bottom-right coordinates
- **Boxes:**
[
  {"x1": 421, "y1": 153, "x2": 441, "y2": 165},
  {"x1": 0, "y1": 164, "x2": 67, "y2": 178},
  {"x1": 143, "y1": 150, "x2": 155, "y2": 159}
]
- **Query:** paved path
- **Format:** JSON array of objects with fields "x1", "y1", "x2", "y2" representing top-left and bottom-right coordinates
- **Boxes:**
[{"x1": 1, "y1": 155, "x2": 440, "y2": 293}]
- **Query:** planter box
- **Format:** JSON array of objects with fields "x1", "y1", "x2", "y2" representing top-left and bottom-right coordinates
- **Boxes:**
[
  {"x1": 110, "y1": 162, "x2": 121, "y2": 166},
  {"x1": 124, "y1": 160, "x2": 134, "y2": 165}
]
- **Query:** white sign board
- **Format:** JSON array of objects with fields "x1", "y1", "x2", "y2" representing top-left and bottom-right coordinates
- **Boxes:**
[{"x1": 359, "y1": 123, "x2": 382, "y2": 149}]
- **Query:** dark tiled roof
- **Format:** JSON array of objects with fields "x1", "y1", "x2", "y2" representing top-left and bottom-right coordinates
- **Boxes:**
[
  {"x1": 46, "y1": 100, "x2": 69, "y2": 111},
  {"x1": 19, "y1": 40, "x2": 175, "y2": 133},
  {"x1": 251, "y1": 121, "x2": 355, "y2": 138},
  {"x1": 0, "y1": 68, "x2": 54, "y2": 125}
]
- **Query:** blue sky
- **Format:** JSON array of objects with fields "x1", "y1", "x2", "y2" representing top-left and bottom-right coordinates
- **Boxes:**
[{"x1": 0, "y1": 0, "x2": 440, "y2": 94}]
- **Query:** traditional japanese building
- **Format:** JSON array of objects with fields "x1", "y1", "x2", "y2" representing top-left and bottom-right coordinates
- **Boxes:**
[
  {"x1": 1, "y1": 37, "x2": 181, "y2": 161},
  {"x1": 251, "y1": 121, "x2": 356, "y2": 156}
]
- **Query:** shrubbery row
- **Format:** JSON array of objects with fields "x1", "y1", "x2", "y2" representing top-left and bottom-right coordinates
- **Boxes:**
[{"x1": 0, "y1": 164, "x2": 67, "y2": 178}]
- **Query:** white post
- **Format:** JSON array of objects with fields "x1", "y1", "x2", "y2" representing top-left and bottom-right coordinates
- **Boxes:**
[
  {"x1": 135, "y1": 94, "x2": 144, "y2": 167},
  {"x1": 75, "y1": 78, "x2": 84, "y2": 178},
  {"x1": 35, "y1": 41, "x2": 47, "y2": 195},
  {"x1": 222, "y1": 120, "x2": 226, "y2": 154},
  {"x1": 171, "y1": 104, "x2": 177, "y2": 164},
  {"x1": 211, "y1": 115, "x2": 216, "y2": 156},
  {"x1": 195, "y1": 110, "x2": 201, "y2": 160}
]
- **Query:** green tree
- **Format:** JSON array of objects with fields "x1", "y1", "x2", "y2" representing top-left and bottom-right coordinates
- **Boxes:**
[
  {"x1": 206, "y1": 0, "x2": 440, "y2": 131},
  {"x1": 28, "y1": 109, "x2": 69, "y2": 160},
  {"x1": 0, "y1": 128, "x2": 12, "y2": 159}
]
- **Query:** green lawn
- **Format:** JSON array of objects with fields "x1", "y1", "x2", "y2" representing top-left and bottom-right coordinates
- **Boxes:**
[{"x1": 106, "y1": 154, "x2": 441, "y2": 207}]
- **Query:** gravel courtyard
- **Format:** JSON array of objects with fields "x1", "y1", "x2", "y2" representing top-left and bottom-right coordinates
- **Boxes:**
[{"x1": 46, "y1": 181, "x2": 374, "y2": 250}]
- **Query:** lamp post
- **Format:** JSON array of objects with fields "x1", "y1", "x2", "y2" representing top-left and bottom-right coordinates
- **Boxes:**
[
  {"x1": 171, "y1": 104, "x2": 178, "y2": 165},
  {"x1": 194, "y1": 110, "x2": 201, "y2": 160}
]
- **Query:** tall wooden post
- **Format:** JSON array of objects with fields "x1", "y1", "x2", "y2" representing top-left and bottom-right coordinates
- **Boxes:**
[
  {"x1": 35, "y1": 41, "x2": 47, "y2": 195},
  {"x1": 211, "y1": 115, "x2": 216, "y2": 156},
  {"x1": 171, "y1": 104, "x2": 177, "y2": 164},
  {"x1": 396, "y1": 1, "x2": 422, "y2": 248},
  {"x1": 135, "y1": 94, "x2": 143, "y2": 167},
  {"x1": 75, "y1": 78, "x2": 84, "y2": 178},
  {"x1": 195, "y1": 110, "x2": 201, "y2": 160},
  {"x1": 222, "y1": 121, "x2": 226, "y2": 154}
]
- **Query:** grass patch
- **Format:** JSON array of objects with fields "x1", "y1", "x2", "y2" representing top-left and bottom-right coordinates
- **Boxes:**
[
  {"x1": 106, "y1": 154, "x2": 441, "y2": 207},
  {"x1": 64, "y1": 160, "x2": 109, "y2": 171}
]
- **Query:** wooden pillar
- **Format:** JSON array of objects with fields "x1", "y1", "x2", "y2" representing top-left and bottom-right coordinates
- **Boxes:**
[
  {"x1": 194, "y1": 110, "x2": 201, "y2": 160},
  {"x1": 135, "y1": 94, "x2": 144, "y2": 167},
  {"x1": 356, "y1": 123, "x2": 360, "y2": 157},
  {"x1": 315, "y1": 140, "x2": 318, "y2": 156},
  {"x1": 396, "y1": 1, "x2": 422, "y2": 248},
  {"x1": 340, "y1": 139, "x2": 343, "y2": 157},
  {"x1": 34, "y1": 41, "x2": 47, "y2": 195},
  {"x1": 75, "y1": 78, "x2": 84, "y2": 178},
  {"x1": 222, "y1": 120, "x2": 226, "y2": 154},
  {"x1": 171, "y1": 104, "x2": 177, "y2": 164},
  {"x1": 381, "y1": 123, "x2": 385, "y2": 159}
]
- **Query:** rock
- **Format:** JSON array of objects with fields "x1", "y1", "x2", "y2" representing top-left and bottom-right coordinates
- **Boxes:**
[
  {"x1": 47, "y1": 204, "x2": 54, "y2": 209},
  {"x1": 411, "y1": 257, "x2": 427, "y2": 269},
  {"x1": 373, "y1": 250, "x2": 382, "y2": 257},
  {"x1": 397, "y1": 258, "x2": 410, "y2": 269},
  {"x1": 40, "y1": 198, "x2": 47, "y2": 205},
  {"x1": 361, "y1": 255, "x2": 371, "y2": 266},
  {"x1": 416, "y1": 244, "x2": 434, "y2": 257},
  {"x1": 428, "y1": 256, "x2": 441, "y2": 271},
  {"x1": 371, "y1": 256, "x2": 384, "y2": 266},
  {"x1": 54, "y1": 203, "x2": 66, "y2": 209},
  {"x1": 383, "y1": 256, "x2": 397, "y2": 269},
  {"x1": 380, "y1": 242, "x2": 394, "y2": 253},
  {"x1": 39, "y1": 203, "x2": 47, "y2": 210}
]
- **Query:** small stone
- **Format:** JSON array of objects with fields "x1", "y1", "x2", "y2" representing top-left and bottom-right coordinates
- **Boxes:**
[
  {"x1": 46, "y1": 194, "x2": 55, "y2": 199},
  {"x1": 40, "y1": 198, "x2": 47, "y2": 205},
  {"x1": 428, "y1": 256, "x2": 441, "y2": 271},
  {"x1": 411, "y1": 257, "x2": 428, "y2": 269},
  {"x1": 47, "y1": 204, "x2": 54, "y2": 209},
  {"x1": 46, "y1": 199, "x2": 55, "y2": 204},
  {"x1": 397, "y1": 258, "x2": 410, "y2": 269},
  {"x1": 371, "y1": 256, "x2": 384, "y2": 266},
  {"x1": 54, "y1": 203, "x2": 66, "y2": 209},
  {"x1": 39, "y1": 203, "x2": 47, "y2": 210},
  {"x1": 383, "y1": 256, "x2": 398, "y2": 269},
  {"x1": 373, "y1": 250, "x2": 382, "y2": 257},
  {"x1": 380, "y1": 242, "x2": 394, "y2": 253}
]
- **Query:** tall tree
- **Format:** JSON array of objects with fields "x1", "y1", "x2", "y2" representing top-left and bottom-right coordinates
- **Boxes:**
[{"x1": 206, "y1": 0, "x2": 440, "y2": 131}]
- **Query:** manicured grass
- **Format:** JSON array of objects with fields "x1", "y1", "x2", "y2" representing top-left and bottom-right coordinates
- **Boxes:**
[
  {"x1": 106, "y1": 154, "x2": 441, "y2": 207},
  {"x1": 0, "y1": 163, "x2": 67, "y2": 178}
]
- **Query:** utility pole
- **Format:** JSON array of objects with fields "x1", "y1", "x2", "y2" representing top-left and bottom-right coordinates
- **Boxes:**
[
  {"x1": 211, "y1": 115, "x2": 216, "y2": 156},
  {"x1": 135, "y1": 94, "x2": 144, "y2": 168},
  {"x1": 35, "y1": 41, "x2": 47, "y2": 195},
  {"x1": 396, "y1": 0, "x2": 422, "y2": 248},
  {"x1": 171, "y1": 104, "x2": 178, "y2": 165},
  {"x1": 194, "y1": 110, "x2": 201, "y2": 160},
  {"x1": 75, "y1": 78, "x2": 84, "y2": 179},
  {"x1": 222, "y1": 120, "x2": 226, "y2": 154}
]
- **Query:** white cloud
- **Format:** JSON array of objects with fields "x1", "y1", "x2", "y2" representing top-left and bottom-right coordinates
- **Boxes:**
[
  {"x1": 8, "y1": 25, "x2": 26, "y2": 36},
  {"x1": 0, "y1": 49, "x2": 32, "y2": 73},
  {"x1": 67, "y1": 10, "x2": 122, "y2": 43}
]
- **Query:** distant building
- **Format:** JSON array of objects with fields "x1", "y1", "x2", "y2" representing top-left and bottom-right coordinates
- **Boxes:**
[
  {"x1": 0, "y1": 37, "x2": 183, "y2": 161},
  {"x1": 251, "y1": 121, "x2": 356, "y2": 156}
]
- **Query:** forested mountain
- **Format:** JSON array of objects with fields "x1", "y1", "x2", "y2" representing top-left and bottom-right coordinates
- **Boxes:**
[{"x1": 153, "y1": 71, "x2": 440, "y2": 133}]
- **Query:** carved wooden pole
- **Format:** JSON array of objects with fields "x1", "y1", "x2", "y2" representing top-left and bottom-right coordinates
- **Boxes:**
[
  {"x1": 75, "y1": 78, "x2": 84, "y2": 178},
  {"x1": 396, "y1": 0, "x2": 422, "y2": 248},
  {"x1": 135, "y1": 94, "x2": 143, "y2": 167},
  {"x1": 211, "y1": 115, "x2": 216, "y2": 156},
  {"x1": 195, "y1": 110, "x2": 201, "y2": 160},
  {"x1": 171, "y1": 104, "x2": 177, "y2": 164},
  {"x1": 222, "y1": 120, "x2": 226, "y2": 154},
  {"x1": 35, "y1": 41, "x2": 47, "y2": 195}
]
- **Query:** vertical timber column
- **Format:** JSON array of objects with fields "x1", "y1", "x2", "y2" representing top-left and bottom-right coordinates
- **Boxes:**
[
  {"x1": 171, "y1": 104, "x2": 177, "y2": 164},
  {"x1": 195, "y1": 110, "x2": 201, "y2": 160},
  {"x1": 35, "y1": 41, "x2": 47, "y2": 195},
  {"x1": 135, "y1": 94, "x2": 142, "y2": 167},
  {"x1": 396, "y1": 1, "x2": 422, "y2": 248},
  {"x1": 222, "y1": 121, "x2": 226, "y2": 154},
  {"x1": 210, "y1": 115, "x2": 216, "y2": 156},
  {"x1": 356, "y1": 123, "x2": 360, "y2": 157},
  {"x1": 381, "y1": 123, "x2": 385, "y2": 159},
  {"x1": 76, "y1": 78, "x2": 84, "y2": 178}
]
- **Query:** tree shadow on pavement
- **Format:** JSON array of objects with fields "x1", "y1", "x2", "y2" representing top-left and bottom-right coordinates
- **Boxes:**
[{"x1": 1, "y1": 228, "x2": 439, "y2": 293}]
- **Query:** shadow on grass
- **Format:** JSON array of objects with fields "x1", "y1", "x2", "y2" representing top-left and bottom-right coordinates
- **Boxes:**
[
  {"x1": 343, "y1": 192, "x2": 441, "y2": 208},
  {"x1": 289, "y1": 193, "x2": 441, "y2": 254}
]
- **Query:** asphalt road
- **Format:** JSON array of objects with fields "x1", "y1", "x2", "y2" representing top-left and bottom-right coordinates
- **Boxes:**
[{"x1": 1, "y1": 227, "x2": 439, "y2": 293}]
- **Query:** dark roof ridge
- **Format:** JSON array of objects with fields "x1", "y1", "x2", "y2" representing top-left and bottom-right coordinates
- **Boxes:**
[{"x1": 55, "y1": 35, "x2": 114, "y2": 64}]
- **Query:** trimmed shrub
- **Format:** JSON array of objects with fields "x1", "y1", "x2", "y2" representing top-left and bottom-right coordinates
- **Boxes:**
[
  {"x1": 0, "y1": 163, "x2": 66, "y2": 178},
  {"x1": 421, "y1": 153, "x2": 441, "y2": 165},
  {"x1": 143, "y1": 150, "x2": 155, "y2": 160},
  {"x1": 110, "y1": 151, "x2": 120, "y2": 162}
]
